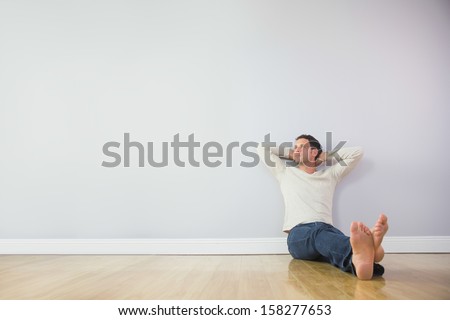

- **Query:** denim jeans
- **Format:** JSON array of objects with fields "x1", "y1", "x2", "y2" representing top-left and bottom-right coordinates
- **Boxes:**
[{"x1": 287, "y1": 222, "x2": 384, "y2": 277}]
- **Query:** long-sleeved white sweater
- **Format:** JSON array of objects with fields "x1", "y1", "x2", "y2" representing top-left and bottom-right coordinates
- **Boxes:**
[{"x1": 257, "y1": 144, "x2": 364, "y2": 232}]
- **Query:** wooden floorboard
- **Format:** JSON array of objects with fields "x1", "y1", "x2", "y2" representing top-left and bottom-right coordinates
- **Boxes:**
[{"x1": 0, "y1": 254, "x2": 448, "y2": 299}]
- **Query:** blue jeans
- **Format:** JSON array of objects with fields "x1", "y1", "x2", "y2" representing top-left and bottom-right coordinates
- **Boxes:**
[{"x1": 287, "y1": 222, "x2": 384, "y2": 277}]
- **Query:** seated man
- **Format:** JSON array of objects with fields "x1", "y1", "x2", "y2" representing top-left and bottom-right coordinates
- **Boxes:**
[{"x1": 258, "y1": 134, "x2": 388, "y2": 280}]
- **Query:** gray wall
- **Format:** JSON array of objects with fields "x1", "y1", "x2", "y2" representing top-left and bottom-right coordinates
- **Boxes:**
[{"x1": 1, "y1": 0, "x2": 449, "y2": 239}]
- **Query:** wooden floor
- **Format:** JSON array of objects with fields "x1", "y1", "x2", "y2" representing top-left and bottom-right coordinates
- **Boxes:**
[{"x1": 0, "y1": 254, "x2": 449, "y2": 299}]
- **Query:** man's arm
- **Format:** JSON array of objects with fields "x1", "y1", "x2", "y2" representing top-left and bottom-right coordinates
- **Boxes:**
[
  {"x1": 326, "y1": 147, "x2": 364, "y2": 181},
  {"x1": 257, "y1": 143, "x2": 292, "y2": 179}
]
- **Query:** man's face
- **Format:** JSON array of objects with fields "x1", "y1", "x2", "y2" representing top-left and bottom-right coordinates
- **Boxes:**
[{"x1": 293, "y1": 138, "x2": 318, "y2": 166}]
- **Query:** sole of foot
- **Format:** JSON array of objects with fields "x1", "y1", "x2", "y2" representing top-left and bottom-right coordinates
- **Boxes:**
[{"x1": 350, "y1": 222, "x2": 375, "y2": 280}]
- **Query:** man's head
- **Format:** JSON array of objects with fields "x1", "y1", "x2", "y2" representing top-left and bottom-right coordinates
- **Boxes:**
[{"x1": 293, "y1": 134, "x2": 323, "y2": 166}]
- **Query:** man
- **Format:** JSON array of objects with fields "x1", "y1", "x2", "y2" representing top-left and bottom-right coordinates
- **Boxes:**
[{"x1": 258, "y1": 134, "x2": 388, "y2": 280}]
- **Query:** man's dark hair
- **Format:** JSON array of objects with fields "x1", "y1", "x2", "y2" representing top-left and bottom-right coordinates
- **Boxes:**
[{"x1": 296, "y1": 134, "x2": 323, "y2": 160}]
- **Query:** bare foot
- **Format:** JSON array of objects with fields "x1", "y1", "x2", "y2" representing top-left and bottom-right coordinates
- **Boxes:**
[
  {"x1": 372, "y1": 214, "x2": 388, "y2": 262},
  {"x1": 350, "y1": 222, "x2": 374, "y2": 280},
  {"x1": 372, "y1": 213, "x2": 388, "y2": 247}
]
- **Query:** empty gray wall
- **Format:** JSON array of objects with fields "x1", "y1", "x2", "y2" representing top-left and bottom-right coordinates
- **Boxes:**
[{"x1": 1, "y1": 0, "x2": 449, "y2": 239}]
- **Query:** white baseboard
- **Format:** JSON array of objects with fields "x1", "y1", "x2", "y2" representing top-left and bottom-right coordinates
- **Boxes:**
[
  {"x1": 0, "y1": 236, "x2": 449, "y2": 254},
  {"x1": 383, "y1": 236, "x2": 450, "y2": 253},
  {"x1": 0, "y1": 238, "x2": 287, "y2": 255}
]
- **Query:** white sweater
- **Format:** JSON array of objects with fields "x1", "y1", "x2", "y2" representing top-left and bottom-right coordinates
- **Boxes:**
[{"x1": 257, "y1": 144, "x2": 364, "y2": 232}]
